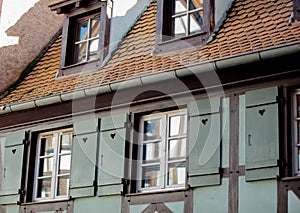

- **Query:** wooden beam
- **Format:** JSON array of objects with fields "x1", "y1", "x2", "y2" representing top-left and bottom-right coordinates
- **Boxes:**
[{"x1": 228, "y1": 94, "x2": 239, "y2": 213}]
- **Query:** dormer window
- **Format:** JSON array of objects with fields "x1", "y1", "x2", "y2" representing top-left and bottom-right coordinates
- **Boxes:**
[
  {"x1": 164, "y1": 0, "x2": 204, "y2": 39},
  {"x1": 50, "y1": 0, "x2": 111, "y2": 77},
  {"x1": 154, "y1": 0, "x2": 214, "y2": 55},
  {"x1": 68, "y1": 12, "x2": 101, "y2": 65}
]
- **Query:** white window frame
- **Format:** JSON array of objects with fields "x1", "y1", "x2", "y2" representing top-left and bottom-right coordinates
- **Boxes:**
[
  {"x1": 33, "y1": 128, "x2": 73, "y2": 201},
  {"x1": 292, "y1": 91, "x2": 300, "y2": 176},
  {"x1": 137, "y1": 109, "x2": 187, "y2": 192}
]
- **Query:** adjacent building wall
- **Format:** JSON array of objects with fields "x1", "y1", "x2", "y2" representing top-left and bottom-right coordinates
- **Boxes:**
[{"x1": 0, "y1": 0, "x2": 63, "y2": 94}]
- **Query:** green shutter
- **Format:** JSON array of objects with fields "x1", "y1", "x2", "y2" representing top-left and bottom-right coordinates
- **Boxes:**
[
  {"x1": 0, "y1": 130, "x2": 26, "y2": 204},
  {"x1": 245, "y1": 87, "x2": 279, "y2": 181},
  {"x1": 188, "y1": 97, "x2": 221, "y2": 187},
  {"x1": 98, "y1": 113, "x2": 128, "y2": 196},
  {"x1": 70, "y1": 118, "x2": 99, "y2": 198}
]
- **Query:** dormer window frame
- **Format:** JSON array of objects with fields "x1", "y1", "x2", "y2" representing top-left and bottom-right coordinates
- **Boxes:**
[
  {"x1": 153, "y1": 0, "x2": 214, "y2": 55},
  {"x1": 53, "y1": 1, "x2": 110, "y2": 77}
]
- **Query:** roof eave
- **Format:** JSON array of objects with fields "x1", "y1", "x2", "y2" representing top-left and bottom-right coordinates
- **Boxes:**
[{"x1": 1, "y1": 42, "x2": 300, "y2": 115}]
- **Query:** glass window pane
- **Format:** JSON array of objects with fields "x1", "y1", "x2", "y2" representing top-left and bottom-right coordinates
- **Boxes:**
[
  {"x1": 144, "y1": 119, "x2": 162, "y2": 141},
  {"x1": 297, "y1": 95, "x2": 300, "y2": 118},
  {"x1": 142, "y1": 166, "x2": 160, "y2": 188},
  {"x1": 169, "y1": 114, "x2": 187, "y2": 136},
  {"x1": 167, "y1": 163, "x2": 186, "y2": 186},
  {"x1": 189, "y1": 0, "x2": 203, "y2": 10},
  {"x1": 60, "y1": 132, "x2": 72, "y2": 154},
  {"x1": 58, "y1": 155, "x2": 71, "y2": 174},
  {"x1": 169, "y1": 139, "x2": 186, "y2": 159},
  {"x1": 75, "y1": 42, "x2": 87, "y2": 63},
  {"x1": 57, "y1": 176, "x2": 69, "y2": 196},
  {"x1": 40, "y1": 136, "x2": 54, "y2": 156},
  {"x1": 173, "y1": 15, "x2": 187, "y2": 38},
  {"x1": 174, "y1": 0, "x2": 187, "y2": 15},
  {"x1": 90, "y1": 17, "x2": 100, "y2": 38},
  {"x1": 38, "y1": 157, "x2": 53, "y2": 177},
  {"x1": 36, "y1": 178, "x2": 52, "y2": 198},
  {"x1": 78, "y1": 21, "x2": 89, "y2": 41},
  {"x1": 298, "y1": 148, "x2": 300, "y2": 172},
  {"x1": 143, "y1": 142, "x2": 161, "y2": 162},
  {"x1": 189, "y1": 11, "x2": 203, "y2": 34},
  {"x1": 88, "y1": 39, "x2": 99, "y2": 61}
]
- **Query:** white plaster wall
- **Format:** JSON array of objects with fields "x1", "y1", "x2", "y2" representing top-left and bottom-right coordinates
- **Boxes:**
[
  {"x1": 0, "y1": 0, "x2": 63, "y2": 94},
  {"x1": 105, "y1": 0, "x2": 152, "y2": 63},
  {"x1": 0, "y1": 0, "x2": 39, "y2": 47},
  {"x1": 215, "y1": 0, "x2": 233, "y2": 27}
]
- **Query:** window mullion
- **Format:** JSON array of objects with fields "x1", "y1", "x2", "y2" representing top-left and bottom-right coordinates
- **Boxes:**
[
  {"x1": 52, "y1": 133, "x2": 60, "y2": 199},
  {"x1": 161, "y1": 115, "x2": 167, "y2": 189}
]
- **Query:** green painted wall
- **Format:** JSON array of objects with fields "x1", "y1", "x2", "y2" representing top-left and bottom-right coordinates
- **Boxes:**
[
  {"x1": 193, "y1": 178, "x2": 229, "y2": 213},
  {"x1": 239, "y1": 95, "x2": 246, "y2": 165},
  {"x1": 288, "y1": 190, "x2": 300, "y2": 213},
  {"x1": 73, "y1": 196, "x2": 121, "y2": 213},
  {"x1": 222, "y1": 97, "x2": 230, "y2": 168},
  {"x1": 238, "y1": 177, "x2": 276, "y2": 213}
]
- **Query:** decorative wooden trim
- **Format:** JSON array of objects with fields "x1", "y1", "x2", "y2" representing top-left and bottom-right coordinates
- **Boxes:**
[{"x1": 228, "y1": 94, "x2": 240, "y2": 213}]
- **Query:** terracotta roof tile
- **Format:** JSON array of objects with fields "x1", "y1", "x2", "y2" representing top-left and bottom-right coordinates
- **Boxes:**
[{"x1": 1, "y1": 0, "x2": 300, "y2": 105}]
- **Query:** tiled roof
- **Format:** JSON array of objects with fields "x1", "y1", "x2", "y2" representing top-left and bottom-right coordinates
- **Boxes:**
[{"x1": 1, "y1": 0, "x2": 300, "y2": 105}]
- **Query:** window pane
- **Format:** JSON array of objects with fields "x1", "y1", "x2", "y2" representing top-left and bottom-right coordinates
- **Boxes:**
[
  {"x1": 78, "y1": 21, "x2": 89, "y2": 41},
  {"x1": 57, "y1": 176, "x2": 69, "y2": 196},
  {"x1": 169, "y1": 139, "x2": 186, "y2": 159},
  {"x1": 143, "y1": 142, "x2": 161, "y2": 162},
  {"x1": 298, "y1": 148, "x2": 300, "y2": 172},
  {"x1": 173, "y1": 15, "x2": 187, "y2": 38},
  {"x1": 36, "y1": 178, "x2": 52, "y2": 198},
  {"x1": 174, "y1": 0, "x2": 187, "y2": 15},
  {"x1": 297, "y1": 95, "x2": 300, "y2": 118},
  {"x1": 189, "y1": 11, "x2": 203, "y2": 34},
  {"x1": 144, "y1": 119, "x2": 161, "y2": 141},
  {"x1": 169, "y1": 114, "x2": 187, "y2": 136},
  {"x1": 75, "y1": 42, "x2": 87, "y2": 63},
  {"x1": 167, "y1": 163, "x2": 186, "y2": 186},
  {"x1": 88, "y1": 39, "x2": 99, "y2": 61},
  {"x1": 58, "y1": 155, "x2": 71, "y2": 174},
  {"x1": 90, "y1": 17, "x2": 100, "y2": 38},
  {"x1": 142, "y1": 166, "x2": 160, "y2": 188},
  {"x1": 189, "y1": 0, "x2": 203, "y2": 10},
  {"x1": 40, "y1": 136, "x2": 54, "y2": 156},
  {"x1": 60, "y1": 132, "x2": 72, "y2": 154},
  {"x1": 38, "y1": 157, "x2": 53, "y2": 177}
]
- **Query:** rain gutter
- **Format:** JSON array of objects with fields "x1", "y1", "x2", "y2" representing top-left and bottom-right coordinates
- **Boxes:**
[{"x1": 1, "y1": 42, "x2": 300, "y2": 115}]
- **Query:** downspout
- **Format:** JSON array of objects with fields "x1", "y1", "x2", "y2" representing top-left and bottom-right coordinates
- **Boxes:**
[{"x1": 0, "y1": 42, "x2": 299, "y2": 115}]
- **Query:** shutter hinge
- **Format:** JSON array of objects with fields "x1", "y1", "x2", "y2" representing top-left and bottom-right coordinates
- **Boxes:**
[
  {"x1": 124, "y1": 121, "x2": 132, "y2": 129},
  {"x1": 122, "y1": 178, "x2": 130, "y2": 185},
  {"x1": 276, "y1": 96, "x2": 285, "y2": 105},
  {"x1": 18, "y1": 189, "x2": 25, "y2": 195}
]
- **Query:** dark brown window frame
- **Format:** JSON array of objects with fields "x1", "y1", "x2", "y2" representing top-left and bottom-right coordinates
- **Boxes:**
[
  {"x1": 153, "y1": 0, "x2": 214, "y2": 55},
  {"x1": 58, "y1": 1, "x2": 109, "y2": 77}
]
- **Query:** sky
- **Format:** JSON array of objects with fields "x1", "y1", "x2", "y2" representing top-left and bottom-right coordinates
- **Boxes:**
[{"x1": 0, "y1": 0, "x2": 39, "y2": 47}]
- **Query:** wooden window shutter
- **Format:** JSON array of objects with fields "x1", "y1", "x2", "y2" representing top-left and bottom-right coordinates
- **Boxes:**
[
  {"x1": 70, "y1": 118, "x2": 99, "y2": 198},
  {"x1": 0, "y1": 130, "x2": 27, "y2": 204},
  {"x1": 294, "y1": 0, "x2": 300, "y2": 21},
  {"x1": 245, "y1": 87, "x2": 280, "y2": 181},
  {"x1": 98, "y1": 113, "x2": 128, "y2": 196},
  {"x1": 188, "y1": 97, "x2": 221, "y2": 187}
]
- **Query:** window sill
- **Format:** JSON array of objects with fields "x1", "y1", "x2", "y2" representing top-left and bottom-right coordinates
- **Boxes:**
[
  {"x1": 126, "y1": 187, "x2": 188, "y2": 197},
  {"x1": 280, "y1": 175, "x2": 300, "y2": 182},
  {"x1": 58, "y1": 60, "x2": 100, "y2": 77},
  {"x1": 23, "y1": 197, "x2": 71, "y2": 205},
  {"x1": 152, "y1": 32, "x2": 208, "y2": 55}
]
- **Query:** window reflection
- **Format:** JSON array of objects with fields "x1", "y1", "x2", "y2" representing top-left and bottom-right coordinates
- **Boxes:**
[
  {"x1": 75, "y1": 14, "x2": 100, "y2": 64},
  {"x1": 172, "y1": 0, "x2": 203, "y2": 38}
]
